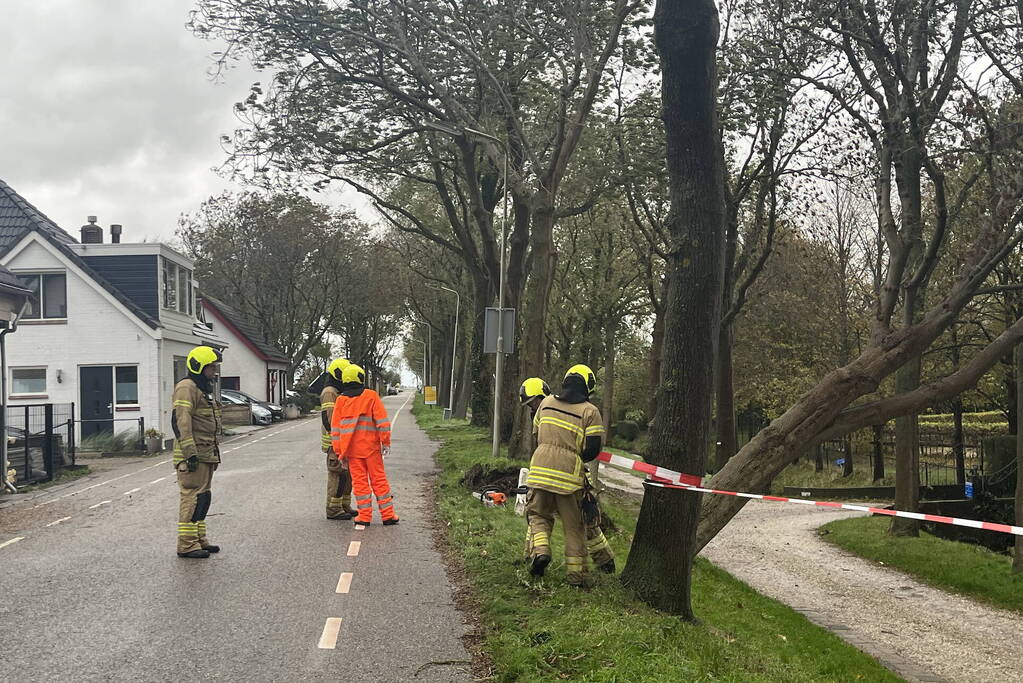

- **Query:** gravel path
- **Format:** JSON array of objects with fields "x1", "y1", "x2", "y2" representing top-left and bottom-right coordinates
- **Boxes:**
[{"x1": 600, "y1": 466, "x2": 1023, "y2": 683}]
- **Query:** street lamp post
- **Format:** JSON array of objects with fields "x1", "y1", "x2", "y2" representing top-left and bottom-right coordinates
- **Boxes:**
[
  {"x1": 423, "y1": 120, "x2": 509, "y2": 458},
  {"x1": 439, "y1": 286, "x2": 460, "y2": 417}
]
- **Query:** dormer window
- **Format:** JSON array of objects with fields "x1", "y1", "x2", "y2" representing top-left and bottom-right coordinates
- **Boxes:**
[
  {"x1": 161, "y1": 257, "x2": 194, "y2": 315},
  {"x1": 19, "y1": 273, "x2": 67, "y2": 320}
]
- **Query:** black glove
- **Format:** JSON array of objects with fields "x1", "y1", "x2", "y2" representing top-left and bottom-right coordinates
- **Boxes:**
[
  {"x1": 185, "y1": 455, "x2": 198, "y2": 472},
  {"x1": 581, "y1": 488, "x2": 601, "y2": 526}
]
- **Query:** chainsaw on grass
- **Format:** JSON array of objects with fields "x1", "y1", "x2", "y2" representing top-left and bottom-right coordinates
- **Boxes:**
[{"x1": 471, "y1": 485, "x2": 528, "y2": 507}]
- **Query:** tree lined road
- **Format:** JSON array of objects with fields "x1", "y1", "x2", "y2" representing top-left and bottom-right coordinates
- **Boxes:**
[{"x1": 0, "y1": 393, "x2": 471, "y2": 682}]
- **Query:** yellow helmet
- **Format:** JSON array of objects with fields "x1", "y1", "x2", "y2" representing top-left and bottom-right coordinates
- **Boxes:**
[
  {"x1": 519, "y1": 377, "x2": 551, "y2": 404},
  {"x1": 327, "y1": 357, "x2": 351, "y2": 381},
  {"x1": 341, "y1": 363, "x2": 366, "y2": 385},
  {"x1": 564, "y1": 364, "x2": 596, "y2": 394},
  {"x1": 187, "y1": 345, "x2": 223, "y2": 374}
]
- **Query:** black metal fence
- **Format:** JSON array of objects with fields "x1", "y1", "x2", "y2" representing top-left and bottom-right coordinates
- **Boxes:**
[
  {"x1": 4, "y1": 403, "x2": 76, "y2": 486},
  {"x1": 813, "y1": 437, "x2": 986, "y2": 487}
]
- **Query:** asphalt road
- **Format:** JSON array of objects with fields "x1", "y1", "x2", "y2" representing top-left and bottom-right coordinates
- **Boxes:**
[{"x1": 0, "y1": 392, "x2": 472, "y2": 682}]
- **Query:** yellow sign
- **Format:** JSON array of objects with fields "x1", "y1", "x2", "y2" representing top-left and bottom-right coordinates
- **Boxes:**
[{"x1": 424, "y1": 386, "x2": 437, "y2": 405}]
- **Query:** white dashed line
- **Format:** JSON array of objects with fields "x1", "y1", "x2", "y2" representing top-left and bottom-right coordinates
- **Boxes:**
[
  {"x1": 124, "y1": 488, "x2": 141, "y2": 496},
  {"x1": 31, "y1": 459, "x2": 170, "y2": 508},
  {"x1": 45, "y1": 517, "x2": 72, "y2": 527},
  {"x1": 335, "y1": 572, "x2": 353, "y2": 594},
  {"x1": 347, "y1": 541, "x2": 361, "y2": 557},
  {"x1": 0, "y1": 536, "x2": 25, "y2": 549},
  {"x1": 150, "y1": 477, "x2": 167, "y2": 485},
  {"x1": 389, "y1": 392, "x2": 414, "y2": 428},
  {"x1": 317, "y1": 618, "x2": 343, "y2": 649},
  {"x1": 354, "y1": 524, "x2": 366, "y2": 531},
  {"x1": 88, "y1": 500, "x2": 111, "y2": 510}
]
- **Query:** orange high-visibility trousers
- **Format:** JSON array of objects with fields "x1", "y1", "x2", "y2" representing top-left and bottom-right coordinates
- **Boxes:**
[{"x1": 348, "y1": 452, "x2": 397, "y2": 523}]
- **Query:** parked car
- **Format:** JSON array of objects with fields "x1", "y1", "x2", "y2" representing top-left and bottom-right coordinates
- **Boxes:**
[
  {"x1": 220, "y1": 392, "x2": 273, "y2": 426},
  {"x1": 386, "y1": 385, "x2": 399, "y2": 396},
  {"x1": 221, "y1": 389, "x2": 284, "y2": 422}
]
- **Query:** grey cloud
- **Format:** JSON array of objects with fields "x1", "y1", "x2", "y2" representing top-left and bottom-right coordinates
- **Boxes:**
[{"x1": 0, "y1": 0, "x2": 260, "y2": 241}]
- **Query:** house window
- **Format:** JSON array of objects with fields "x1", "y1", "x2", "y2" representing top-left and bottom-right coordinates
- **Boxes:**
[
  {"x1": 19, "y1": 273, "x2": 67, "y2": 320},
  {"x1": 221, "y1": 376, "x2": 240, "y2": 390},
  {"x1": 11, "y1": 367, "x2": 46, "y2": 396},
  {"x1": 115, "y1": 366, "x2": 139, "y2": 405},
  {"x1": 162, "y1": 258, "x2": 193, "y2": 315},
  {"x1": 173, "y1": 356, "x2": 188, "y2": 382}
]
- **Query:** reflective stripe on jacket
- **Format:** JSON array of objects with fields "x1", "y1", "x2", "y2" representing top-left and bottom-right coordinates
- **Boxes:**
[
  {"x1": 330, "y1": 389, "x2": 391, "y2": 459},
  {"x1": 172, "y1": 378, "x2": 222, "y2": 464},
  {"x1": 320, "y1": 385, "x2": 340, "y2": 453},
  {"x1": 526, "y1": 396, "x2": 603, "y2": 494}
]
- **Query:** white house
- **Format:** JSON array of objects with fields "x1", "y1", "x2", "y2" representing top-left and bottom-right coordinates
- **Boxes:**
[
  {"x1": 199, "y1": 295, "x2": 290, "y2": 405},
  {"x1": 0, "y1": 179, "x2": 236, "y2": 443}
]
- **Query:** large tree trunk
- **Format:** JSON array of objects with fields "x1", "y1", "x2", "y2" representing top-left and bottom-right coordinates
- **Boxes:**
[
  {"x1": 891, "y1": 338, "x2": 922, "y2": 535},
  {"x1": 438, "y1": 320, "x2": 453, "y2": 409},
  {"x1": 952, "y1": 398, "x2": 966, "y2": 486},
  {"x1": 647, "y1": 300, "x2": 666, "y2": 425},
  {"x1": 620, "y1": 0, "x2": 725, "y2": 619},
  {"x1": 453, "y1": 329, "x2": 471, "y2": 420},
  {"x1": 872, "y1": 423, "x2": 885, "y2": 482},
  {"x1": 468, "y1": 279, "x2": 493, "y2": 427},
  {"x1": 714, "y1": 324, "x2": 736, "y2": 472}
]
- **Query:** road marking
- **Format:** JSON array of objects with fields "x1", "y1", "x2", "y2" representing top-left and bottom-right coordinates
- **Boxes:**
[
  {"x1": 347, "y1": 541, "x2": 361, "y2": 557},
  {"x1": 336, "y1": 572, "x2": 353, "y2": 594},
  {"x1": 123, "y1": 488, "x2": 141, "y2": 496},
  {"x1": 32, "y1": 459, "x2": 170, "y2": 508},
  {"x1": 150, "y1": 477, "x2": 167, "y2": 485},
  {"x1": 0, "y1": 536, "x2": 25, "y2": 549},
  {"x1": 317, "y1": 618, "x2": 343, "y2": 649},
  {"x1": 354, "y1": 524, "x2": 366, "y2": 531},
  {"x1": 88, "y1": 500, "x2": 111, "y2": 509},
  {"x1": 390, "y1": 392, "x2": 414, "y2": 428},
  {"x1": 46, "y1": 517, "x2": 72, "y2": 527}
]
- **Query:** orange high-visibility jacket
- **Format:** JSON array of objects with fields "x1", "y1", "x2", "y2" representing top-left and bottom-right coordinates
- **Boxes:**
[{"x1": 330, "y1": 389, "x2": 391, "y2": 459}]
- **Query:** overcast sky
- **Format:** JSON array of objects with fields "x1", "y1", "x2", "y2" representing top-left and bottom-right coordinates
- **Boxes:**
[{"x1": 0, "y1": 1, "x2": 361, "y2": 244}]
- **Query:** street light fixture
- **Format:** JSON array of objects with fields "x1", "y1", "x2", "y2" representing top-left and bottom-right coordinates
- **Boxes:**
[{"x1": 423, "y1": 120, "x2": 510, "y2": 458}]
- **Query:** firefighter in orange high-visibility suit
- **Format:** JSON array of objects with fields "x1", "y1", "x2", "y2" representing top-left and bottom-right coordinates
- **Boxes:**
[{"x1": 330, "y1": 364, "x2": 398, "y2": 527}]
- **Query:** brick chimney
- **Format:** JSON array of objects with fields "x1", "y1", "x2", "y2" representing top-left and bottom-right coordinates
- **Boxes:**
[
  {"x1": 80, "y1": 216, "x2": 103, "y2": 244},
  {"x1": 110, "y1": 224, "x2": 122, "y2": 244}
]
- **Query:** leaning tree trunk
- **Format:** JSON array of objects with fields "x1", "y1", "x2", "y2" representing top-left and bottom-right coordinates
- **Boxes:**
[
  {"x1": 620, "y1": 0, "x2": 725, "y2": 619},
  {"x1": 714, "y1": 324, "x2": 737, "y2": 472},
  {"x1": 1015, "y1": 342, "x2": 1023, "y2": 574}
]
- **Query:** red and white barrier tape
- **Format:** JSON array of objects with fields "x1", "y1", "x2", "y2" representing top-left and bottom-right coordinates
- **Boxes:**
[{"x1": 596, "y1": 451, "x2": 1023, "y2": 537}]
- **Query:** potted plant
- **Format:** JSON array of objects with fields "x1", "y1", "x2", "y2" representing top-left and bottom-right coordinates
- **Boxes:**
[{"x1": 145, "y1": 428, "x2": 165, "y2": 454}]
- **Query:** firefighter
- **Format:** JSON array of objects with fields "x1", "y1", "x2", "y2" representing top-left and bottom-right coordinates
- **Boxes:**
[
  {"x1": 322, "y1": 358, "x2": 355, "y2": 520},
  {"x1": 519, "y1": 376, "x2": 614, "y2": 574},
  {"x1": 518, "y1": 377, "x2": 551, "y2": 417},
  {"x1": 173, "y1": 345, "x2": 224, "y2": 559},
  {"x1": 525, "y1": 364, "x2": 612, "y2": 585},
  {"x1": 330, "y1": 364, "x2": 397, "y2": 527}
]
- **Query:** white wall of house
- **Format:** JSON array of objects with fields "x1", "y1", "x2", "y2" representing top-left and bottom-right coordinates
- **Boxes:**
[
  {"x1": 1, "y1": 236, "x2": 163, "y2": 443},
  {"x1": 209, "y1": 316, "x2": 272, "y2": 400}
]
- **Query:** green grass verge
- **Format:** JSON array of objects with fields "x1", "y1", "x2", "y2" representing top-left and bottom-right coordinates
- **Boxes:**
[
  {"x1": 415, "y1": 399, "x2": 901, "y2": 682},
  {"x1": 820, "y1": 516, "x2": 1023, "y2": 614}
]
